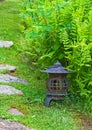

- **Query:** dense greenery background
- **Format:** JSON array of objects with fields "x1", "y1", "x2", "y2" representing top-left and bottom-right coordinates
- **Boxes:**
[{"x1": 20, "y1": 0, "x2": 92, "y2": 112}]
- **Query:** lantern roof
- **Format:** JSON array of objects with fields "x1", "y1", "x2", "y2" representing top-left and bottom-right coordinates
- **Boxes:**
[{"x1": 41, "y1": 61, "x2": 72, "y2": 74}]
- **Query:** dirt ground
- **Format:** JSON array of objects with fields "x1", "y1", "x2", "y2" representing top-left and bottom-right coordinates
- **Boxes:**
[{"x1": 78, "y1": 114, "x2": 92, "y2": 130}]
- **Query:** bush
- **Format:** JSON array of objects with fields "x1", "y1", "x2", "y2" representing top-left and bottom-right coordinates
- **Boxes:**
[{"x1": 20, "y1": 0, "x2": 92, "y2": 111}]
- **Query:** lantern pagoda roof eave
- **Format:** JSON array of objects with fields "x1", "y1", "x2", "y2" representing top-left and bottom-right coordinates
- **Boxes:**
[
  {"x1": 40, "y1": 70, "x2": 72, "y2": 74},
  {"x1": 41, "y1": 61, "x2": 73, "y2": 74}
]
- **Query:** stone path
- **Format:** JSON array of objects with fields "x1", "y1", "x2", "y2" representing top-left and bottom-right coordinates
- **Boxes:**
[
  {"x1": 0, "y1": 119, "x2": 34, "y2": 130},
  {"x1": 8, "y1": 108, "x2": 24, "y2": 116},
  {"x1": 0, "y1": 64, "x2": 17, "y2": 72},
  {"x1": 0, "y1": 85, "x2": 23, "y2": 95},
  {"x1": 0, "y1": 41, "x2": 34, "y2": 129},
  {"x1": 0, "y1": 41, "x2": 13, "y2": 48},
  {"x1": 0, "y1": 74, "x2": 27, "y2": 84}
]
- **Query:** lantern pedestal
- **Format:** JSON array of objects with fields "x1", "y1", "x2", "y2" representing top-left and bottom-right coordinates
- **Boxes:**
[{"x1": 45, "y1": 93, "x2": 67, "y2": 106}]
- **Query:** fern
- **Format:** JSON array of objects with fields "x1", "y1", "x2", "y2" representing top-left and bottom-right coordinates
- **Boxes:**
[{"x1": 20, "y1": 0, "x2": 92, "y2": 111}]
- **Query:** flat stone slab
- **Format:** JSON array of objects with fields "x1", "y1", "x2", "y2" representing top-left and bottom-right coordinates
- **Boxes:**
[
  {"x1": 0, "y1": 74, "x2": 27, "y2": 84},
  {"x1": 0, "y1": 119, "x2": 34, "y2": 130},
  {"x1": 0, "y1": 85, "x2": 23, "y2": 95},
  {"x1": 0, "y1": 64, "x2": 17, "y2": 72},
  {"x1": 0, "y1": 41, "x2": 13, "y2": 48},
  {"x1": 8, "y1": 108, "x2": 24, "y2": 116}
]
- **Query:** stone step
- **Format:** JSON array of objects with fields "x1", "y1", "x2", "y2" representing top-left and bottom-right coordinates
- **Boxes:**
[
  {"x1": 0, "y1": 74, "x2": 27, "y2": 84},
  {"x1": 8, "y1": 108, "x2": 24, "y2": 116},
  {"x1": 0, "y1": 40, "x2": 13, "y2": 48},
  {"x1": 0, "y1": 85, "x2": 23, "y2": 95},
  {"x1": 0, "y1": 119, "x2": 34, "y2": 130},
  {"x1": 0, "y1": 64, "x2": 17, "y2": 72}
]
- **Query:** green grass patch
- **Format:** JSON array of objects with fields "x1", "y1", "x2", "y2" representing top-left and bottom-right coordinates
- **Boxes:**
[
  {"x1": 0, "y1": 95, "x2": 79, "y2": 130},
  {"x1": 0, "y1": 0, "x2": 22, "y2": 42}
]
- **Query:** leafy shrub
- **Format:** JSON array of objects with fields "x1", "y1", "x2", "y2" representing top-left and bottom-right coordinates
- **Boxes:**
[{"x1": 20, "y1": 0, "x2": 92, "y2": 111}]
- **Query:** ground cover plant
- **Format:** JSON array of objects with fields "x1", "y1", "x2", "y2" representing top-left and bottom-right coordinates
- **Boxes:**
[
  {"x1": 0, "y1": 0, "x2": 92, "y2": 130},
  {"x1": 20, "y1": 0, "x2": 92, "y2": 114}
]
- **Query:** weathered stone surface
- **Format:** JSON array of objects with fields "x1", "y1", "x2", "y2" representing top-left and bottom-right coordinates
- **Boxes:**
[
  {"x1": 0, "y1": 64, "x2": 17, "y2": 72},
  {"x1": 0, "y1": 41, "x2": 13, "y2": 48},
  {"x1": 0, "y1": 74, "x2": 27, "y2": 84},
  {"x1": 0, "y1": 0, "x2": 5, "y2": 2},
  {"x1": 0, "y1": 119, "x2": 34, "y2": 130},
  {"x1": 8, "y1": 108, "x2": 24, "y2": 116},
  {"x1": 0, "y1": 85, "x2": 23, "y2": 95}
]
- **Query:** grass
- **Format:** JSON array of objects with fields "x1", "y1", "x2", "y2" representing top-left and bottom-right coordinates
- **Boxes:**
[
  {"x1": 0, "y1": 0, "x2": 21, "y2": 42},
  {"x1": 0, "y1": 0, "x2": 92, "y2": 130}
]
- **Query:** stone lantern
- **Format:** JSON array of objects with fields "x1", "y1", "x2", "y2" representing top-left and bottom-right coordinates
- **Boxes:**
[{"x1": 41, "y1": 61, "x2": 72, "y2": 106}]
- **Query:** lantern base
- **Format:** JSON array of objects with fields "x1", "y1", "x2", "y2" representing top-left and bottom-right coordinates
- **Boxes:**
[{"x1": 45, "y1": 95, "x2": 65, "y2": 107}]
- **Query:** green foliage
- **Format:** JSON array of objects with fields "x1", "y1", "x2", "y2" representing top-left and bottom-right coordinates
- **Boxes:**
[
  {"x1": 20, "y1": 0, "x2": 71, "y2": 66},
  {"x1": 0, "y1": 1, "x2": 81, "y2": 130},
  {"x1": 20, "y1": 0, "x2": 92, "y2": 112}
]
